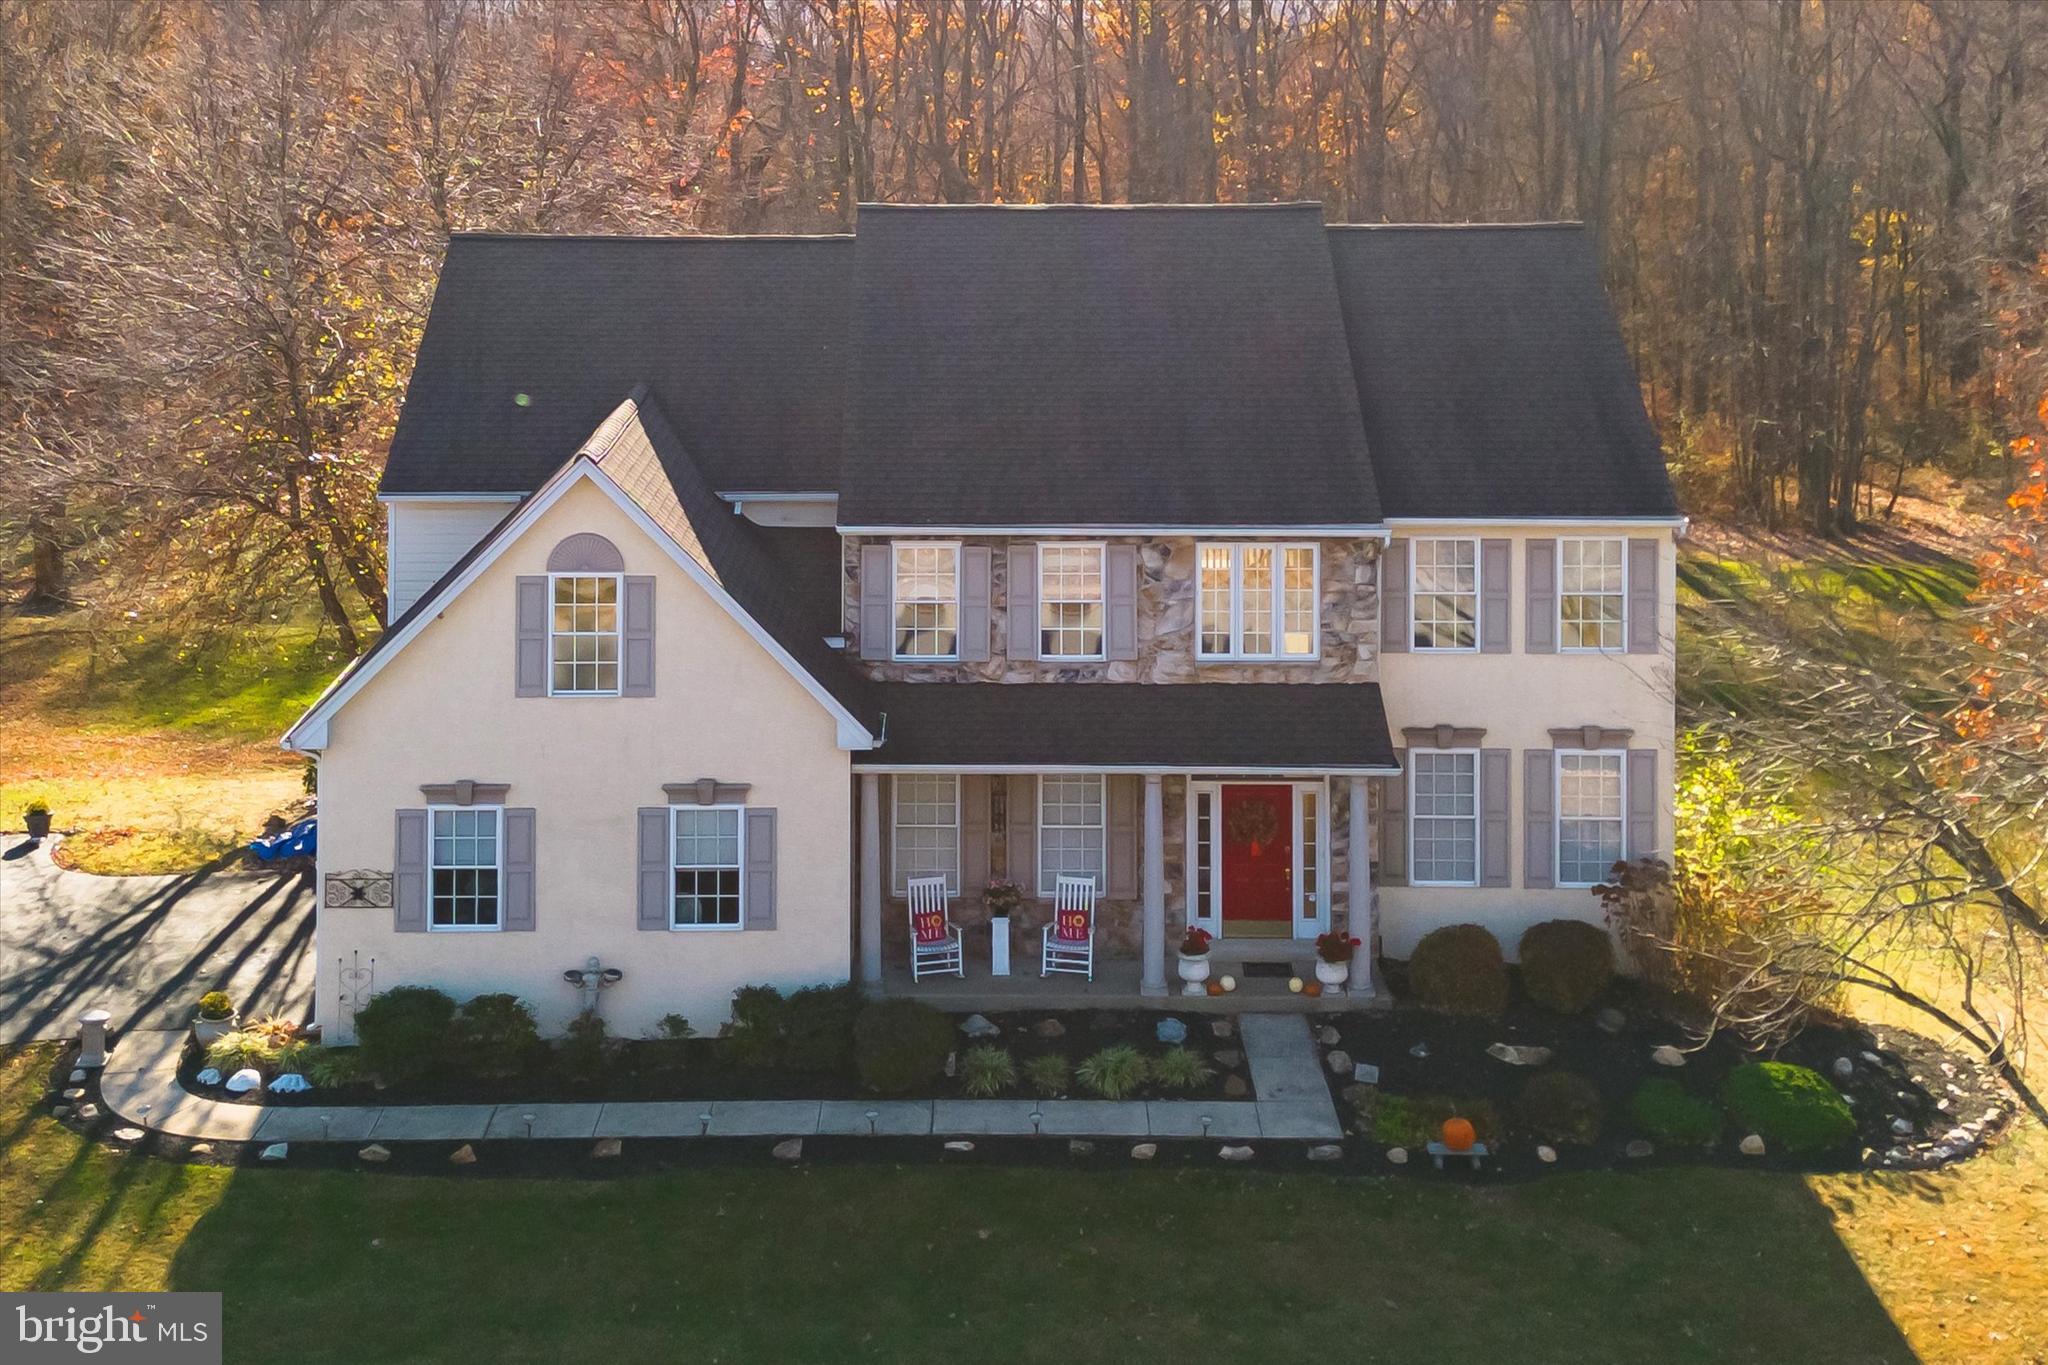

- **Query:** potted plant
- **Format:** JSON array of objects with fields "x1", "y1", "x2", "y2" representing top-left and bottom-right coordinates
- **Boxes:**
[
  {"x1": 983, "y1": 878, "x2": 1024, "y2": 977},
  {"x1": 1177, "y1": 926, "x2": 1214, "y2": 995},
  {"x1": 1313, "y1": 930, "x2": 1362, "y2": 992},
  {"x1": 24, "y1": 798, "x2": 52, "y2": 841},
  {"x1": 193, "y1": 991, "x2": 238, "y2": 1046}
]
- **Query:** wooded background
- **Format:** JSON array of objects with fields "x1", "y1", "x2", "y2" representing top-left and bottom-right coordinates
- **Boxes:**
[{"x1": 4, "y1": 0, "x2": 2046, "y2": 648}]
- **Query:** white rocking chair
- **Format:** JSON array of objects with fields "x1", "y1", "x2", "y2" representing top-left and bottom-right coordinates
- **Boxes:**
[
  {"x1": 907, "y1": 876, "x2": 964, "y2": 981},
  {"x1": 1040, "y1": 875, "x2": 1098, "y2": 980}
]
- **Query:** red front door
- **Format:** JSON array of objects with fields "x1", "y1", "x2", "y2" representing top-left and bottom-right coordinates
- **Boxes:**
[{"x1": 1220, "y1": 784, "x2": 1293, "y2": 928}]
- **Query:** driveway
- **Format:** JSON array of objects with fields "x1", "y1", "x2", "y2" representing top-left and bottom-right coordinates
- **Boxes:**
[{"x1": 0, "y1": 837, "x2": 314, "y2": 1044}]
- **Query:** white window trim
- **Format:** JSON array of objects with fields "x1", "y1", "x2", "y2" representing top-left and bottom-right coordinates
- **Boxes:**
[
  {"x1": 1036, "y1": 773, "x2": 1107, "y2": 899},
  {"x1": 1036, "y1": 540, "x2": 1108, "y2": 662},
  {"x1": 1408, "y1": 536, "x2": 1481, "y2": 654},
  {"x1": 1195, "y1": 542, "x2": 1321, "y2": 662},
  {"x1": 890, "y1": 773, "x2": 961, "y2": 898},
  {"x1": 1407, "y1": 748, "x2": 1481, "y2": 888},
  {"x1": 889, "y1": 540, "x2": 962, "y2": 663},
  {"x1": 1558, "y1": 536, "x2": 1628, "y2": 654},
  {"x1": 1555, "y1": 748, "x2": 1627, "y2": 888},
  {"x1": 546, "y1": 571, "x2": 624, "y2": 697},
  {"x1": 427, "y1": 803, "x2": 505, "y2": 933},
  {"x1": 669, "y1": 803, "x2": 747, "y2": 932}
]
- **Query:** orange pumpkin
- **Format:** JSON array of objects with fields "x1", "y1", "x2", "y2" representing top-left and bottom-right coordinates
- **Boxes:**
[
  {"x1": 1441, "y1": 1117, "x2": 1477, "y2": 1152},
  {"x1": 1205, "y1": 980, "x2": 1226, "y2": 996},
  {"x1": 1303, "y1": 981, "x2": 1323, "y2": 998}
]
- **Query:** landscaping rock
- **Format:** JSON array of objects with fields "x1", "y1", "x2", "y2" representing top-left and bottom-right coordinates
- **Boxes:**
[
  {"x1": 50, "y1": 1106, "x2": 69, "y2": 1120},
  {"x1": 590, "y1": 1138, "x2": 622, "y2": 1159},
  {"x1": 1210, "y1": 1019, "x2": 1235, "y2": 1040},
  {"x1": 1650, "y1": 1046, "x2": 1686, "y2": 1068},
  {"x1": 943, "y1": 1050, "x2": 957, "y2": 1078},
  {"x1": 1067, "y1": 1140, "x2": 1096, "y2": 1157},
  {"x1": 62, "y1": 1087, "x2": 84, "y2": 1101},
  {"x1": 960, "y1": 1014, "x2": 1000, "y2": 1039},
  {"x1": 69, "y1": 1069, "x2": 85, "y2": 1083},
  {"x1": 1307, "y1": 1144, "x2": 1343, "y2": 1162},
  {"x1": 1353, "y1": 1062, "x2": 1381, "y2": 1085},
  {"x1": 1130, "y1": 1143, "x2": 1158, "y2": 1161},
  {"x1": 1222, "y1": 1075, "x2": 1251, "y2": 1099},
  {"x1": 188, "y1": 1143, "x2": 213, "y2": 1157},
  {"x1": 269, "y1": 1073, "x2": 312, "y2": 1094},
  {"x1": 74, "y1": 1103, "x2": 99, "y2": 1122},
  {"x1": 944, "y1": 1140, "x2": 975, "y2": 1153},
  {"x1": 1891, "y1": 1117, "x2": 1916, "y2": 1136},
  {"x1": 1408, "y1": 1042, "x2": 1430, "y2": 1060},
  {"x1": 1594, "y1": 1007, "x2": 1627, "y2": 1035},
  {"x1": 1832, "y1": 1057, "x2": 1855, "y2": 1082},
  {"x1": 1486, "y1": 1043, "x2": 1553, "y2": 1067},
  {"x1": 1624, "y1": 1139, "x2": 1654, "y2": 1159},
  {"x1": 225, "y1": 1068, "x2": 263, "y2": 1093},
  {"x1": 358, "y1": 1144, "x2": 392, "y2": 1163},
  {"x1": 1318, "y1": 1026, "x2": 1341, "y2": 1046},
  {"x1": 1325, "y1": 1049, "x2": 1354, "y2": 1076},
  {"x1": 196, "y1": 1068, "x2": 222, "y2": 1087},
  {"x1": 1034, "y1": 1018, "x2": 1066, "y2": 1039},
  {"x1": 1219, "y1": 1144, "x2": 1254, "y2": 1162},
  {"x1": 772, "y1": 1139, "x2": 803, "y2": 1162},
  {"x1": 259, "y1": 1143, "x2": 288, "y2": 1162},
  {"x1": 1213, "y1": 1049, "x2": 1244, "y2": 1070},
  {"x1": 1386, "y1": 1146, "x2": 1409, "y2": 1165},
  {"x1": 1536, "y1": 1145, "x2": 1558, "y2": 1164},
  {"x1": 1740, "y1": 1134, "x2": 1767, "y2": 1156},
  {"x1": 1860, "y1": 1050, "x2": 1884, "y2": 1066},
  {"x1": 1155, "y1": 1018, "x2": 1188, "y2": 1045},
  {"x1": 112, "y1": 1126, "x2": 145, "y2": 1143},
  {"x1": 449, "y1": 1144, "x2": 477, "y2": 1165}
]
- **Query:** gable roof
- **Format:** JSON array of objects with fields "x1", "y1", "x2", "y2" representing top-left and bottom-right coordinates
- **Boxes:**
[
  {"x1": 381, "y1": 234, "x2": 850, "y2": 496},
  {"x1": 836, "y1": 203, "x2": 1382, "y2": 529},
  {"x1": 1325, "y1": 223, "x2": 1678, "y2": 520}
]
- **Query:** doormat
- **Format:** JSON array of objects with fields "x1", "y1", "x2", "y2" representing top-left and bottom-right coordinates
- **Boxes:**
[{"x1": 1240, "y1": 961, "x2": 1296, "y2": 979}]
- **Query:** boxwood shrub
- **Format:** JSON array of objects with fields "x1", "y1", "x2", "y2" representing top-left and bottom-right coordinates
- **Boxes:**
[
  {"x1": 1406, "y1": 924, "x2": 1509, "y2": 1017},
  {"x1": 1628, "y1": 1078, "x2": 1723, "y2": 1147},
  {"x1": 852, "y1": 999, "x2": 955, "y2": 1094},
  {"x1": 1722, "y1": 1061, "x2": 1855, "y2": 1155},
  {"x1": 353, "y1": 985, "x2": 457, "y2": 1082},
  {"x1": 1515, "y1": 1070, "x2": 1606, "y2": 1144},
  {"x1": 1516, "y1": 920, "x2": 1615, "y2": 1014}
]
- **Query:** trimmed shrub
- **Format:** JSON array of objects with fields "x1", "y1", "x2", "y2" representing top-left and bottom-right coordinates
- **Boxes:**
[
  {"x1": 196, "y1": 991, "x2": 235, "y2": 1021},
  {"x1": 960, "y1": 1046, "x2": 1018, "y2": 1097},
  {"x1": 1722, "y1": 1061, "x2": 1855, "y2": 1155},
  {"x1": 1515, "y1": 1070, "x2": 1606, "y2": 1144},
  {"x1": 1149, "y1": 1047, "x2": 1215, "y2": 1092},
  {"x1": 353, "y1": 986, "x2": 456, "y2": 1082},
  {"x1": 1372, "y1": 1094, "x2": 1502, "y2": 1150},
  {"x1": 1076, "y1": 1044, "x2": 1149, "y2": 1100},
  {"x1": 1406, "y1": 924, "x2": 1509, "y2": 1017},
  {"x1": 723, "y1": 983, "x2": 863, "y2": 1073},
  {"x1": 853, "y1": 1000, "x2": 955, "y2": 1094},
  {"x1": 1023, "y1": 1053, "x2": 1070, "y2": 1097},
  {"x1": 723, "y1": 985, "x2": 792, "y2": 1071},
  {"x1": 1628, "y1": 1078, "x2": 1722, "y2": 1147},
  {"x1": 1516, "y1": 920, "x2": 1615, "y2": 1014},
  {"x1": 454, "y1": 994, "x2": 539, "y2": 1077},
  {"x1": 558, "y1": 1009, "x2": 613, "y2": 1076}
]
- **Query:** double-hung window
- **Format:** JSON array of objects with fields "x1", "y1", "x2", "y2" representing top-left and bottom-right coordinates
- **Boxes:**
[
  {"x1": 1410, "y1": 538, "x2": 1478, "y2": 651},
  {"x1": 1556, "y1": 751, "x2": 1625, "y2": 886},
  {"x1": 892, "y1": 775, "x2": 960, "y2": 896},
  {"x1": 1560, "y1": 537, "x2": 1626, "y2": 651},
  {"x1": 430, "y1": 806, "x2": 501, "y2": 930},
  {"x1": 1196, "y1": 543, "x2": 1318, "y2": 660},
  {"x1": 672, "y1": 806, "x2": 744, "y2": 928},
  {"x1": 1038, "y1": 774, "x2": 1106, "y2": 894},
  {"x1": 1038, "y1": 543, "x2": 1105, "y2": 660},
  {"x1": 892, "y1": 542, "x2": 959, "y2": 660},
  {"x1": 1409, "y1": 751, "x2": 1478, "y2": 886},
  {"x1": 550, "y1": 573, "x2": 621, "y2": 694}
]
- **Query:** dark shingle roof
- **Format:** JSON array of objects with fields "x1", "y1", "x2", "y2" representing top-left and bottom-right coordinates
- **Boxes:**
[
  {"x1": 865, "y1": 683, "x2": 1397, "y2": 770},
  {"x1": 1325, "y1": 223, "x2": 1677, "y2": 519},
  {"x1": 381, "y1": 235, "x2": 850, "y2": 495},
  {"x1": 837, "y1": 204, "x2": 1381, "y2": 527}
]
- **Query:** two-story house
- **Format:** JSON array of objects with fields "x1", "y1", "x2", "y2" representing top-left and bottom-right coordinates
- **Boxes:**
[{"x1": 285, "y1": 204, "x2": 1681, "y2": 1040}]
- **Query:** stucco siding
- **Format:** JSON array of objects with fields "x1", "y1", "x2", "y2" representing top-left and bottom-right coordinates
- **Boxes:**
[
  {"x1": 319, "y1": 479, "x2": 852, "y2": 1041},
  {"x1": 385, "y1": 498, "x2": 518, "y2": 620}
]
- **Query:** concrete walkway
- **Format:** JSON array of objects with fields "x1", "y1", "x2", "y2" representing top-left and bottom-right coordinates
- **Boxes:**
[{"x1": 98, "y1": 1014, "x2": 1342, "y2": 1145}]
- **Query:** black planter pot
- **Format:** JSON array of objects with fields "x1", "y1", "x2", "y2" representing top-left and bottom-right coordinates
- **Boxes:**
[{"x1": 25, "y1": 811, "x2": 52, "y2": 840}]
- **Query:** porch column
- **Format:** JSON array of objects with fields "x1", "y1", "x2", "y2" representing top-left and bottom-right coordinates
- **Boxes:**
[
  {"x1": 1140, "y1": 773, "x2": 1168, "y2": 997},
  {"x1": 859, "y1": 772, "x2": 883, "y2": 987},
  {"x1": 1348, "y1": 775, "x2": 1374, "y2": 997}
]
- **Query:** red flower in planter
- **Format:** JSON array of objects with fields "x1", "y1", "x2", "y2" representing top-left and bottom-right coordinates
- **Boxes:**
[
  {"x1": 1179, "y1": 926, "x2": 1214, "y2": 956},
  {"x1": 1314, "y1": 931, "x2": 1362, "y2": 965}
]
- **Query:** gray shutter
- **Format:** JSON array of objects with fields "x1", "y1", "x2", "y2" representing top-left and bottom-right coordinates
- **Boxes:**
[
  {"x1": 960, "y1": 775, "x2": 991, "y2": 897},
  {"x1": 859, "y1": 544, "x2": 892, "y2": 660},
  {"x1": 621, "y1": 575, "x2": 656, "y2": 695},
  {"x1": 1105, "y1": 545, "x2": 1139, "y2": 661},
  {"x1": 1106, "y1": 774, "x2": 1139, "y2": 898},
  {"x1": 1627, "y1": 749, "x2": 1658, "y2": 860},
  {"x1": 958, "y1": 547, "x2": 991, "y2": 662},
  {"x1": 502, "y1": 807, "x2": 537, "y2": 930},
  {"x1": 515, "y1": 576, "x2": 548, "y2": 695},
  {"x1": 1480, "y1": 539, "x2": 1511, "y2": 654},
  {"x1": 1627, "y1": 538, "x2": 1659, "y2": 654},
  {"x1": 745, "y1": 807, "x2": 777, "y2": 929},
  {"x1": 394, "y1": 809, "x2": 428, "y2": 931},
  {"x1": 1380, "y1": 538, "x2": 1409, "y2": 653},
  {"x1": 636, "y1": 807, "x2": 669, "y2": 930},
  {"x1": 1525, "y1": 539, "x2": 1557, "y2": 654},
  {"x1": 1480, "y1": 749, "x2": 1510, "y2": 887},
  {"x1": 1007, "y1": 545, "x2": 1038, "y2": 661},
  {"x1": 1524, "y1": 749, "x2": 1555, "y2": 888},
  {"x1": 1377, "y1": 753, "x2": 1408, "y2": 886},
  {"x1": 1006, "y1": 774, "x2": 1039, "y2": 894}
]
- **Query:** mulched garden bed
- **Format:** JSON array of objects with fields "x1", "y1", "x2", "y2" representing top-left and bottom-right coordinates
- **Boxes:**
[{"x1": 1319, "y1": 975, "x2": 2012, "y2": 1177}]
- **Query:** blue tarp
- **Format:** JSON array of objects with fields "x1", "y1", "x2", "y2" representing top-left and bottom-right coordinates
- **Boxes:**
[{"x1": 249, "y1": 817, "x2": 316, "y2": 862}]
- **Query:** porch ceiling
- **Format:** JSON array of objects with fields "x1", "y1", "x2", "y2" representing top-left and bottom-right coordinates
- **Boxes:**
[{"x1": 857, "y1": 682, "x2": 1397, "y2": 772}]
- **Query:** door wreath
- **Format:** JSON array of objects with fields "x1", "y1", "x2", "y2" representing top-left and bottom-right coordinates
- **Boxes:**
[{"x1": 1225, "y1": 797, "x2": 1281, "y2": 855}]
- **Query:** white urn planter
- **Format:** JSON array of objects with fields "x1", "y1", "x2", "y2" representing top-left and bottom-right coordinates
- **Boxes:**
[
  {"x1": 1177, "y1": 953, "x2": 1213, "y2": 996},
  {"x1": 193, "y1": 1014, "x2": 237, "y2": 1047},
  {"x1": 1313, "y1": 959, "x2": 1351, "y2": 994}
]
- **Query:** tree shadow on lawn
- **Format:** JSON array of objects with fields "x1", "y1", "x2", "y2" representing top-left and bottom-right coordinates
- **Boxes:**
[{"x1": 160, "y1": 1160, "x2": 1916, "y2": 1364}]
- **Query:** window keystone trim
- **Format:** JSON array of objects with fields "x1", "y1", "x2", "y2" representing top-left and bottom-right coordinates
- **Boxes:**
[
  {"x1": 1401, "y1": 724, "x2": 1487, "y2": 750},
  {"x1": 419, "y1": 781, "x2": 511, "y2": 807},
  {"x1": 664, "y1": 780, "x2": 753, "y2": 806},
  {"x1": 1548, "y1": 725, "x2": 1635, "y2": 750}
]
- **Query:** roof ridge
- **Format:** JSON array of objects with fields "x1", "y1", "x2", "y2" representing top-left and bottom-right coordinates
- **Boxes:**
[
  {"x1": 447, "y1": 231, "x2": 853, "y2": 243},
  {"x1": 1327, "y1": 220, "x2": 1586, "y2": 232},
  {"x1": 855, "y1": 200, "x2": 1326, "y2": 213}
]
